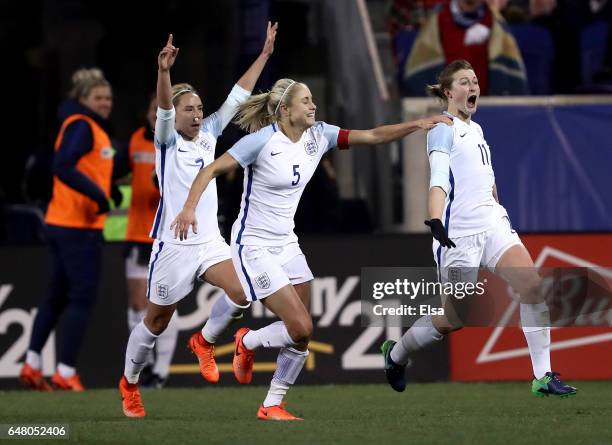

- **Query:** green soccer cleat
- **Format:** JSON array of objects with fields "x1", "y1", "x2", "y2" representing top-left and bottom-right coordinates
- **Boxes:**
[
  {"x1": 531, "y1": 372, "x2": 577, "y2": 398},
  {"x1": 381, "y1": 340, "x2": 407, "y2": 392}
]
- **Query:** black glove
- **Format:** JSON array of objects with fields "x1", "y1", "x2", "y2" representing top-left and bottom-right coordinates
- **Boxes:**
[
  {"x1": 425, "y1": 219, "x2": 456, "y2": 248},
  {"x1": 152, "y1": 172, "x2": 159, "y2": 189},
  {"x1": 96, "y1": 198, "x2": 110, "y2": 215},
  {"x1": 111, "y1": 184, "x2": 123, "y2": 208}
]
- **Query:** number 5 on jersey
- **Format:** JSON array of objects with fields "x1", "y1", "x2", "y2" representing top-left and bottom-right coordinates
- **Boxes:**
[{"x1": 292, "y1": 164, "x2": 300, "y2": 186}]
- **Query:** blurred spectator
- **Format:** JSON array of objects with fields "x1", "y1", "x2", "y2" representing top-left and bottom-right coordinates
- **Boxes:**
[
  {"x1": 401, "y1": 0, "x2": 529, "y2": 95},
  {"x1": 550, "y1": 0, "x2": 612, "y2": 92},
  {"x1": 388, "y1": 0, "x2": 449, "y2": 33}
]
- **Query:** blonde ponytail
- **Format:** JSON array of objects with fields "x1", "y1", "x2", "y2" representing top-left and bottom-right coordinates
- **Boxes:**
[{"x1": 234, "y1": 78, "x2": 301, "y2": 133}]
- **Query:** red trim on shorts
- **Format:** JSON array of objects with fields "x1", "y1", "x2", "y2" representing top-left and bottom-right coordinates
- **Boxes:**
[{"x1": 338, "y1": 129, "x2": 350, "y2": 150}]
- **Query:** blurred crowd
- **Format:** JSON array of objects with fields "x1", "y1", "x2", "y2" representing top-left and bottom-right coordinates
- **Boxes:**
[{"x1": 388, "y1": 0, "x2": 612, "y2": 95}]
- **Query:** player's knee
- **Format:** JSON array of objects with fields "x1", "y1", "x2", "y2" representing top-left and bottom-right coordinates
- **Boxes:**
[
  {"x1": 226, "y1": 285, "x2": 248, "y2": 307},
  {"x1": 287, "y1": 317, "x2": 313, "y2": 345},
  {"x1": 516, "y1": 273, "x2": 543, "y2": 303},
  {"x1": 145, "y1": 313, "x2": 172, "y2": 336}
]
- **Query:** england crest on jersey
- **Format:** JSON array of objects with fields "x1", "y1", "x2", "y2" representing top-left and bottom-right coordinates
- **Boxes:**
[
  {"x1": 255, "y1": 272, "x2": 271, "y2": 289},
  {"x1": 304, "y1": 139, "x2": 318, "y2": 156},
  {"x1": 197, "y1": 136, "x2": 213, "y2": 153}
]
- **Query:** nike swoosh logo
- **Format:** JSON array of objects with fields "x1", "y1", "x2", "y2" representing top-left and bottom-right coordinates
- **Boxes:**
[
  {"x1": 459, "y1": 133, "x2": 467, "y2": 138},
  {"x1": 130, "y1": 358, "x2": 146, "y2": 365},
  {"x1": 271, "y1": 151, "x2": 282, "y2": 156},
  {"x1": 178, "y1": 148, "x2": 188, "y2": 152}
]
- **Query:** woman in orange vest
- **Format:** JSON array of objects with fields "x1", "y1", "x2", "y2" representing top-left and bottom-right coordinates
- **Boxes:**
[
  {"x1": 20, "y1": 68, "x2": 116, "y2": 392},
  {"x1": 123, "y1": 94, "x2": 176, "y2": 388}
]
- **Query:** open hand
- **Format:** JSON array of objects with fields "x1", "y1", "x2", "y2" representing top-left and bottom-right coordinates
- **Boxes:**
[
  {"x1": 170, "y1": 207, "x2": 198, "y2": 241},
  {"x1": 417, "y1": 114, "x2": 453, "y2": 130},
  {"x1": 261, "y1": 21, "x2": 278, "y2": 57},
  {"x1": 158, "y1": 34, "x2": 179, "y2": 72}
]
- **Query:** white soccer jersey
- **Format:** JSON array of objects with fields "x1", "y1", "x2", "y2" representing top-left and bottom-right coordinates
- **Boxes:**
[
  {"x1": 228, "y1": 121, "x2": 342, "y2": 246},
  {"x1": 150, "y1": 84, "x2": 250, "y2": 245},
  {"x1": 427, "y1": 114, "x2": 496, "y2": 238}
]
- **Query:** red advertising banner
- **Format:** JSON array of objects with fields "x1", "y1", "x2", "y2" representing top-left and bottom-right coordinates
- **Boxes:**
[{"x1": 449, "y1": 234, "x2": 612, "y2": 381}]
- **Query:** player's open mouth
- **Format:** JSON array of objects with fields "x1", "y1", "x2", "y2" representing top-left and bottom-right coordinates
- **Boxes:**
[
  {"x1": 306, "y1": 113, "x2": 315, "y2": 118},
  {"x1": 467, "y1": 95, "x2": 477, "y2": 108}
]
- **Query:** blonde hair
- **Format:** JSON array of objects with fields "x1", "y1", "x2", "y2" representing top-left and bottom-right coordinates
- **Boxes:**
[
  {"x1": 171, "y1": 83, "x2": 199, "y2": 106},
  {"x1": 69, "y1": 68, "x2": 110, "y2": 100},
  {"x1": 426, "y1": 59, "x2": 474, "y2": 101},
  {"x1": 234, "y1": 78, "x2": 302, "y2": 133}
]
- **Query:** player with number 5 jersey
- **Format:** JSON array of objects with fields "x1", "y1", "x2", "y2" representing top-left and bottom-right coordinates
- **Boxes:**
[{"x1": 171, "y1": 77, "x2": 451, "y2": 420}]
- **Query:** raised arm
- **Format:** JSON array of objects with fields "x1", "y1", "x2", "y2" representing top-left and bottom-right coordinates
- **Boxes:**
[
  {"x1": 156, "y1": 35, "x2": 180, "y2": 145},
  {"x1": 236, "y1": 21, "x2": 278, "y2": 92},
  {"x1": 206, "y1": 22, "x2": 278, "y2": 136},
  {"x1": 157, "y1": 34, "x2": 179, "y2": 110},
  {"x1": 170, "y1": 152, "x2": 239, "y2": 240},
  {"x1": 346, "y1": 114, "x2": 452, "y2": 146}
]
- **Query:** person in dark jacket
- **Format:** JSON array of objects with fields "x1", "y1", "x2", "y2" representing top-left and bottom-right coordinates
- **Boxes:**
[{"x1": 20, "y1": 68, "x2": 117, "y2": 392}]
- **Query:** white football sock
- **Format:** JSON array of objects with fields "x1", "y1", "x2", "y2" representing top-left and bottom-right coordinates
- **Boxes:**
[
  {"x1": 521, "y1": 303, "x2": 551, "y2": 379},
  {"x1": 57, "y1": 362, "x2": 76, "y2": 379},
  {"x1": 390, "y1": 315, "x2": 443, "y2": 366},
  {"x1": 153, "y1": 312, "x2": 179, "y2": 379},
  {"x1": 25, "y1": 350, "x2": 41, "y2": 370},
  {"x1": 124, "y1": 321, "x2": 158, "y2": 384},
  {"x1": 263, "y1": 347, "x2": 308, "y2": 408},
  {"x1": 127, "y1": 308, "x2": 147, "y2": 332},
  {"x1": 202, "y1": 294, "x2": 249, "y2": 344},
  {"x1": 243, "y1": 321, "x2": 295, "y2": 350}
]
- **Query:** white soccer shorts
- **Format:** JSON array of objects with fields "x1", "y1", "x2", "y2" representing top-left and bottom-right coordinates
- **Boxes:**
[
  {"x1": 147, "y1": 236, "x2": 231, "y2": 305},
  {"x1": 231, "y1": 241, "x2": 314, "y2": 301},
  {"x1": 433, "y1": 204, "x2": 523, "y2": 284}
]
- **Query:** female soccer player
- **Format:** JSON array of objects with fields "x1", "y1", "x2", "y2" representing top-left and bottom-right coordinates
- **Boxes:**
[
  {"x1": 380, "y1": 59, "x2": 577, "y2": 398},
  {"x1": 21, "y1": 68, "x2": 114, "y2": 392},
  {"x1": 122, "y1": 94, "x2": 179, "y2": 388},
  {"x1": 171, "y1": 78, "x2": 451, "y2": 420},
  {"x1": 119, "y1": 24, "x2": 277, "y2": 418}
]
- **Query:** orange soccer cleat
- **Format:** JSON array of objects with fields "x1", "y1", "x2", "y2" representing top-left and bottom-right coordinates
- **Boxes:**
[
  {"x1": 19, "y1": 364, "x2": 52, "y2": 392},
  {"x1": 119, "y1": 376, "x2": 146, "y2": 418},
  {"x1": 188, "y1": 331, "x2": 219, "y2": 384},
  {"x1": 233, "y1": 327, "x2": 255, "y2": 384},
  {"x1": 51, "y1": 371, "x2": 85, "y2": 392},
  {"x1": 256, "y1": 403, "x2": 303, "y2": 421}
]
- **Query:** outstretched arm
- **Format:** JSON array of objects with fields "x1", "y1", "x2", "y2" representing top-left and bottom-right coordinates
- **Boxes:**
[
  {"x1": 236, "y1": 21, "x2": 278, "y2": 92},
  {"x1": 346, "y1": 115, "x2": 452, "y2": 146},
  {"x1": 170, "y1": 152, "x2": 239, "y2": 240}
]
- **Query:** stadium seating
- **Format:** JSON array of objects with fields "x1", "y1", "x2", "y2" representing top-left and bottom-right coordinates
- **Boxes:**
[{"x1": 509, "y1": 24, "x2": 554, "y2": 95}]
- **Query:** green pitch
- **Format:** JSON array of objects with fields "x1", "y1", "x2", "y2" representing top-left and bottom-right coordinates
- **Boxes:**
[{"x1": 1, "y1": 382, "x2": 611, "y2": 444}]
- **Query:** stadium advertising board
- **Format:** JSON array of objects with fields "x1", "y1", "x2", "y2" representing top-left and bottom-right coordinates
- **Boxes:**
[
  {"x1": 449, "y1": 234, "x2": 612, "y2": 381},
  {"x1": 0, "y1": 236, "x2": 447, "y2": 389}
]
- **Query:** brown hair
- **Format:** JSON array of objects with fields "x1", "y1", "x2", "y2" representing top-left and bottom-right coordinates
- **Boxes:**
[
  {"x1": 426, "y1": 60, "x2": 474, "y2": 101},
  {"x1": 171, "y1": 83, "x2": 199, "y2": 106},
  {"x1": 69, "y1": 68, "x2": 110, "y2": 100},
  {"x1": 233, "y1": 78, "x2": 303, "y2": 133}
]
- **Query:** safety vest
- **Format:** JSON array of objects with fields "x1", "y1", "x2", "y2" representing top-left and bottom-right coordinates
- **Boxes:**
[
  {"x1": 126, "y1": 127, "x2": 158, "y2": 243},
  {"x1": 45, "y1": 114, "x2": 113, "y2": 230}
]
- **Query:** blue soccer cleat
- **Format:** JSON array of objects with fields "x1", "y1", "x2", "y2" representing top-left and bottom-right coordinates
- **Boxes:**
[
  {"x1": 531, "y1": 372, "x2": 577, "y2": 398},
  {"x1": 381, "y1": 340, "x2": 407, "y2": 392}
]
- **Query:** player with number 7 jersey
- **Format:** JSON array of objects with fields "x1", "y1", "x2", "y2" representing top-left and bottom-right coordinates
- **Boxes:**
[{"x1": 171, "y1": 77, "x2": 451, "y2": 420}]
